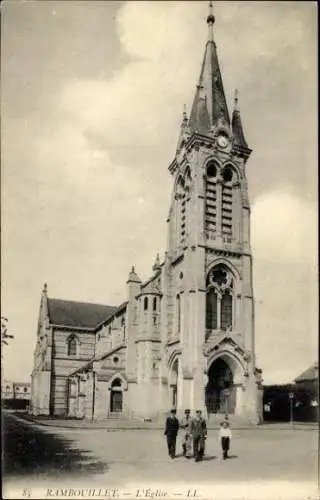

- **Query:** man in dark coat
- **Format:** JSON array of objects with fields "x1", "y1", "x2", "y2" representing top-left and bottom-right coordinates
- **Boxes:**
[
  {"x1": 190, "y1": 409, "x2": 207, "y2": 462},
  {"x1": 164, "y1": 409, "x2": 179, "y2": 458}
]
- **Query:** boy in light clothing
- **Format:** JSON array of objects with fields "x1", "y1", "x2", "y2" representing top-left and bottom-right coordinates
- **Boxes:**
[{"x1": 219, "y1": 420, "x2": 232, "y2": 459}]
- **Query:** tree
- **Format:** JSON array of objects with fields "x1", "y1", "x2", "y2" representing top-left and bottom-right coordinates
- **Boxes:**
[{"x1": 1, "y1": 317, "x2": 14, "y2": 346}]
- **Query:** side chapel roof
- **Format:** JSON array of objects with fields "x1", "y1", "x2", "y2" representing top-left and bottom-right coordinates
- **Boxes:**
[
  {"x1": 47, "y1": 298, "x2": 118, "y2": 329},
  {"x1": 294, "y1": 363, "x2": 319, "y2": 383}
]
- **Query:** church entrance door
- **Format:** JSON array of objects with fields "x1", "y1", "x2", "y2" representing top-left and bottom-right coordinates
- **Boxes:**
[
  {"x1": 110, "y1": 390, "x2": 123, "y2": 412},
  {"x1": 205, "y1": 358, "x2": 236, "y2": 414},
  {"x1": 109, "y1": 378, "x2": 123, "y2": 413}
]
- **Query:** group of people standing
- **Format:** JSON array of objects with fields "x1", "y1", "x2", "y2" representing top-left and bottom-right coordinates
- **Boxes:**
[{"x1": 164, "y1": 408, "x2": 232, "y2": 462}]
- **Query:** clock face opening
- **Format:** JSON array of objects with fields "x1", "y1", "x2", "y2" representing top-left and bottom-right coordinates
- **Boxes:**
[{"x1": 217, "y1": 135, "x2": 228, "y2": 148}]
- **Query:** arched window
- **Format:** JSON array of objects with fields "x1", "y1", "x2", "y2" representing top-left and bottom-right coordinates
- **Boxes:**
[
  {"x1": 206, "y1": 265, "x2": 234, "y2": 332},
  {"x1": 121, "y1": 317, "x2": 126, "y2": 340},
  {"x1": 143, "y1": 297, "x2": 148, "y2": 311},
  {"x1": 176, "y1": 295, "x2": 181, "y2": 333},
  {"x1": 153, "y1": 297, "x2": 157, "y2": 311},
  {"x1": 221, "y1": 291, "x2": 233, "y2": 331},
  {"x1": 67, "y1": 336, "x2": 77, "y2": 356},
  {"x1": 206, "y1": 289, "x2": 218, "y2": 330}
]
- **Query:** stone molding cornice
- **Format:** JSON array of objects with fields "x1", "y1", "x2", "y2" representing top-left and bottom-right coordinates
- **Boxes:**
[
  {"x1": 134, "y1": 338, "x2": 161, "y2": 344},
  {"x1": 166, "y1": 338, "x2": 180, "y2": 348}
]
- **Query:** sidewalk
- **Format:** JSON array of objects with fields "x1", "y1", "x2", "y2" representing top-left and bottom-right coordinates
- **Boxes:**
[{"x1": 12, "y1": 412, "x2": 318, "y2": 431}]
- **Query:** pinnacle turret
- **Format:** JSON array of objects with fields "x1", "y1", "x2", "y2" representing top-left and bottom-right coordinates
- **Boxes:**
[
  {"x1": 127, "y1": 266, "x2": 141, "y2": 284},
  {"x1": 152, "y1": 253, "x2": 161, "y2": 272},
  {"x1": 231, "y1": 90, "x2": 248, "y2": 149},
  {"x1": 176, "y1": 105, "x2": 190, "y2": 151}
]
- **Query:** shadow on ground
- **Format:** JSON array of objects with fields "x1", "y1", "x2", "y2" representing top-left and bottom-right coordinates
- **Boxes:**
[
  {"x1": 3, "y1": 414, "x2": 108, "y2": 478},
  {"x1": 202, "y1": 455, "x2": 217, "y2": 461}
]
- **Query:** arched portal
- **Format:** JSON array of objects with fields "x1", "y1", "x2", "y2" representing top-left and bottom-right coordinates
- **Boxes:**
[
  {"x1": 110, "y1": 378, "x2": 123, "y2": 413},
  {"x1": 205, "y1": 358, "x2": 236, "y2": 414}
]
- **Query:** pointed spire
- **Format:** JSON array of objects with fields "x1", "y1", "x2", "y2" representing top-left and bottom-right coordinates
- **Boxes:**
[
  {"x1": 152, "y1": 253, "x2": 161, "y2": 272},
  {"x1": 232, "y1": 89, "x2": 248, "y2": 149},
  {"x1": 189, "y1": 2, "x2": 230, "y2": 133}
]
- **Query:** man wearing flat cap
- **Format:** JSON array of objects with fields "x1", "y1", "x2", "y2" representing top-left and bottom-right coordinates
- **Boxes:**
[{"x1": 190, "y1": 409, "x2": 207, "y2": 462}]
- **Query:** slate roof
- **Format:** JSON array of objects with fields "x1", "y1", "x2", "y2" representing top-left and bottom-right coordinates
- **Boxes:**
[
  {"x1": 189, "y1": 40, "x2": 230, "y2": 132},
  {"x1": 47, "y1": 298, "x2": 117, "y2": 329},
  {"x1": 295, "y1": 363, "x2": 319, "y2": 383}
]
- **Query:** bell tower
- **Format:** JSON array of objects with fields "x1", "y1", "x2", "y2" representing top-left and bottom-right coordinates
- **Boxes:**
[{"x1": 161, "y1": 2, "x2": 262, "y2": 423}]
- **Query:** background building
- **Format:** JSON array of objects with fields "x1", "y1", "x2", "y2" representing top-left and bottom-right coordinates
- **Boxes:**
[
  {"x1": 2, "y1": 381, "x2": 31, "y2": 410},
  {"x1": 31, "y1": 4, "x2": 263, "y2": 424},
  {"x1": 263, "y1": 363, "x2": 318, "y2": 422}
]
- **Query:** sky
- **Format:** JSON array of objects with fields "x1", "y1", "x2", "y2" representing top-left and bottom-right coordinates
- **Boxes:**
[{"x1": 1, "y1": 1, "x2": 318, "y2": 385}]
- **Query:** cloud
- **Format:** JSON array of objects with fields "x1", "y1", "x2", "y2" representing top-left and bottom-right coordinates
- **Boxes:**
[
  {"x1": 252, "y1": 190, "x2": 317, "y2": 265},
  {"x1": 252, "y1": 191, "x2": 318, "y2": 383}
]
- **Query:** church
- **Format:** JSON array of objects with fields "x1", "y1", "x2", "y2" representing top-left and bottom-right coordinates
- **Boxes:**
[{"x1": 31, "y1": 3, "x2": 263, "y2": 424}]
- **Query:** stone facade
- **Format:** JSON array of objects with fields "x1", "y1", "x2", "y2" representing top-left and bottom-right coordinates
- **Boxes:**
[{"x1": 31, "y1": 6, "x2": 263, "y2": 423}]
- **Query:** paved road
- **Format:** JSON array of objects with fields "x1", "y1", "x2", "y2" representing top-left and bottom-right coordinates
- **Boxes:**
[{"x1": 3, "y1": 414, "x2": 318, "y2": 500}]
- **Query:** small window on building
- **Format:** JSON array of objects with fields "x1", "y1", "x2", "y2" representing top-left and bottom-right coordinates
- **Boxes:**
[
  {"x1": 24, "y1": 387, "x2": 28, "y2": 393},
  {"x1": 16, "y1": 387, "x2": 20, "y2": 392},
  {"x1": 109, "y1": 325, "x2": 112, "y2": 334},
  {"x1": 153, "y1": 297, "x2": 157, "y2": 311},
  {"x1": 113, "y1": 356, "x2": 119, "y2": 364},
  {"x1": 176, "y1": 295, "x2": 181, "y2": 332},
  {"x1": 67, "y1": 336, "x2": 77, "y2": 356},
  {"x1": 144, "y1": 297, "x2": 148, "y2": 311},
  {"x1": 6, "y1": 386, "x2": 10, "y2": 392}
]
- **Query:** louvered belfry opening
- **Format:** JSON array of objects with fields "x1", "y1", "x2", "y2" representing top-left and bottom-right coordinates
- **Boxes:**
[
  {"x1": 205, "y1": 161, "x2": 217, "y2": 233},
  {"x1": 222, "y1": 166, "x2": 233, "y2": 241},
  {"x1": 181, "y1": 188, "x2": 186, "y2": 244}
]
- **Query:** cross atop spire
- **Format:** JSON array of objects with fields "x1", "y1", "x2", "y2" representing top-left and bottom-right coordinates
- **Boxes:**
[
  {"x1": 234, "y1": 89, "x2": 239, "y2": 111},
  {"x1": 207, "y1": 1, "x2": 215, "y2": 42}
]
